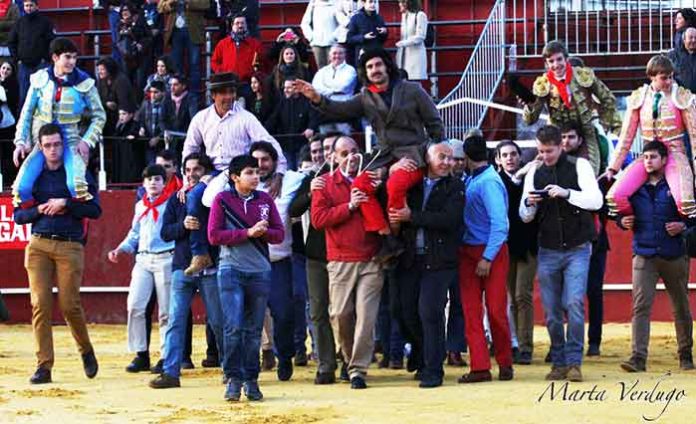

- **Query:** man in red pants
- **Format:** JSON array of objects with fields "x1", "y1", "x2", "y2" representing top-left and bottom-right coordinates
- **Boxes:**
[{"x1": 458, "y1": 135, "x2": 514, "y2": 383}]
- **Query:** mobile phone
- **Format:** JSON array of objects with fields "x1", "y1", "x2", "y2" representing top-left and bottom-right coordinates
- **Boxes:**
[{"x1": 530, "y1": 189, "x2": 550, "y2": 198}]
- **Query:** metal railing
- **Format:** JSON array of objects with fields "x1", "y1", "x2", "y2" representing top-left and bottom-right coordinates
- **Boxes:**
[
  {"x1": 511, "y1": 0, "x2": 696, "y2": 57},
  {"x1": 436, "y1": 0, "x2": 506, "y2": 139}
]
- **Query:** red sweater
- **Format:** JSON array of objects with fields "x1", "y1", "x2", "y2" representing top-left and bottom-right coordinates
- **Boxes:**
[
  {"x1": 311, "y1": 171, "x2": 382, "y2": 262},
  {"x1": 211, "y1": 36, "x2": 263, "y2": 82}
]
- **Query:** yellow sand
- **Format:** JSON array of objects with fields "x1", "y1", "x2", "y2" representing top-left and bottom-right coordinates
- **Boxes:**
[{"x1": 1, "y1": 323, "x2": 695, "y2": 423}]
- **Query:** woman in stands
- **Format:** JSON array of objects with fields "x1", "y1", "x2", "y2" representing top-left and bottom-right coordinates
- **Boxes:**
[
  {"x1": 117, "y1": 2, "x2": 152, "y2": 99},
  {"x1": 267, "y1": 27, "x2": 312, "y2": 69},
  {"x1": 247, "y1": 72, "x2": 274, "y2": 124},
  {"x1": 266, "y1": 44, "x2": 313, "y2": 107},
  {"x1": 396, "y1": 0, "x2": 428, "y2": 81},
  {"x1": 144, "y1": 55, "x2": 177, "y2": 95}
]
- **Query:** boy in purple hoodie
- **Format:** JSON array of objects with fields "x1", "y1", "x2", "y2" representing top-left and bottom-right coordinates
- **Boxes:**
[{"x1": 208, "y1": 154, "x2": 284, "y2": 402}]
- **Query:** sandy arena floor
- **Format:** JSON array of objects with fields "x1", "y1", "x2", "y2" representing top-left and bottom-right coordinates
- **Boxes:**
[{"x1": 1, "y1": 323, "x2": 695, "y2": 423}]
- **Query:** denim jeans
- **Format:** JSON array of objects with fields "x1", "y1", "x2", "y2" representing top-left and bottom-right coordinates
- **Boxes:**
[
  {"x1": 292, "y1": 253, "x2": 311, "y2": 355},
  {"x1": 108, "y1": 9, "x2": 122, "y2": 63},
  {"x1": 18, "y1": 62, "x2": 44, "y2": 110},
  {"x1": 446, "y1": 272, "x2": 467, "y2": 353},
  {"x1": 419, "y1": 267, "x2": 456, "y2": 382},
  {"x1": 377, "y1": 279, "x2": 405, "y2": 361},
  {"x1": 170, "y1": 27, "x2": 201, "y2": 102},
  {"x1": 269, "y1": 258, "x2": 296, "y2": 362},
  {"x1": 537, "y1": 242, "x2": 592, "y2": 367},
  {"x1": 163, "y1": 270, "x2": 223, "y2": 378},
  {"x1": 218, "y1": 266, "x2": 271, "y2": 381}
]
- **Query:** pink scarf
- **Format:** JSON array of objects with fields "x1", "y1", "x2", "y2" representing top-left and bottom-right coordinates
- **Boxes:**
[{"x1": 171, "y1": 90, "x2": 188, "y2": 115}]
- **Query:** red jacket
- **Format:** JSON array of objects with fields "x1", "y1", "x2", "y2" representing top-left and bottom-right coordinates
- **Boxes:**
[
  {"x1": 311, "y1": 171, "x2": 382, "y2": 262},
  {"x1": 211, "y1": 36, "x2": 263, "y2": 82}
]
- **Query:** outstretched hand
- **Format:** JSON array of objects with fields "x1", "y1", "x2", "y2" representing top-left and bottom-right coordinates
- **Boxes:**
[{"x1": 293, "y1": 80, "x2": 321, "y2": 103}]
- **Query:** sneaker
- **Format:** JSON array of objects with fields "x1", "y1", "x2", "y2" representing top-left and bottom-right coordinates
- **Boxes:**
[
  {"x1": 244, "y1": 380, "x2": 264, "y2": 401},
  {"x1": 149, "y1": 373, "x2": 181, "y2": 389},
  {"x1": 201, "y1": 356, "x2": 219, "y2": 368},
  {"x1": 457, "y1": 370, "x2": 492, "y2": 384},
  {"x1": 277, "y1": 359, "x2": 293, "y2": 381},
  {"x1": 339, "y1": 363, "x2": 350, "y2": 382},
  {"x1": 261, "y1": 349, "x2": 275, "y2": 371},
  {"x1": 389, "y1": 358, "x2": 404, "y2": 370},
  {"x1": 620, "y1": 356, "x2": 646, "y2": 373},
  {"x1": 29, "y1": 367, "x2": 52, "y2": 384},
  {"x1": 545, "y1": 366, "x2": 568, "y2": 381},
  {"x1": 150, "y1": 359, "x2": 164, "y2": 374},
  {"x1": 679, "y1": 352, "x2": 695, "y2": 371},
  {"x1": 224, "y1": 379, "x2": 243, "y2": 401},
  {"x1": 516, "y1": 351, "x2": 532, "y2": 365},
  {"x1": 82, "y1": 350, "x2": 99, "y2": 379},
  {"x1": 126, "y1": 353, "x2": 151, "y2": 373},
  {"x1": 586, "y1": 344, "x2": 601, "y2": 357},
  {"x1": 350, "y1": 376, "x2": 367, "y2": 389},
  {"x1": 373, "y1": 235, "x2": 405, "y2": 265},
  {"x1": 314, "y1": 371, "x2": 336, "y2": 385},
  {"x1": 566, "y1": 365, "x2": 583, "y2": 382},
  {"x1": 499, "y1": 366, "x2": 514, "y2": 381},
  {"x1": 184, "y1": 254, "x2": 213, "y2": 276},
  {"x1": 181, "y1": 357, "x2": 195, "y2": 370},
  {"x1": 446, "y1": 351, "x2": 465, "y2": 367},
  {"x1": 295, "y1": 351, "x2": 308, "y2": 367}
]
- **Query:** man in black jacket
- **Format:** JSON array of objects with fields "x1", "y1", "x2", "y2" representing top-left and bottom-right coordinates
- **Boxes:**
[
  {"x1": 388, "y1": 141, "x2": 465, "y2": 388},
  {"x1": 8, "y1": 0, "x2": 55, "y2": 108},
  {"x1": 160, "y1": 74, "x2": 198, "y2": 163}
]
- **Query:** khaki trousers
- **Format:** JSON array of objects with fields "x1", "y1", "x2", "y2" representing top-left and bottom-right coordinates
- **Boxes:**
[
  {"x1": 25, "y1": 236, "x2": 92, "y2": 370},
  {"x1": 507, "y1": 252, "x2": 537, "y2": 354}
]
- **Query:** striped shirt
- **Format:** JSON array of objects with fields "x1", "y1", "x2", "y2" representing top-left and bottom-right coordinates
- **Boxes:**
[{"x1": 182, "y1": 101, "x2": 287, "y2": 173}]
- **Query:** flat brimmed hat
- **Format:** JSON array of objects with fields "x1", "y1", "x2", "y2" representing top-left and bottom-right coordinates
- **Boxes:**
[{"x1": 207, "y1": 72, "x2": 239, "y2": 91}]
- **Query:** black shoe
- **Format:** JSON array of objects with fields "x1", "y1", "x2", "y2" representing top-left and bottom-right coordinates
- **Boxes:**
[
  {"x1": 544, "y1": 350, "x2": 552, "y2": 363},
  {"x1": 150, "y1": 359, "x2": 164, "y2": 374},
  {"x1": 126, "y1": 353, "x2": 151, "y2": 373},
  {"x1": 224, "y1": 379, "x2": 242, "y2": 402},
  {"x1": 516, "y1": 351, "x2": 532, "y2": 365},
  {"x1": 679, "y1": 352, "x2": 695, "y2": 370},
  {"x1": 29, "y1": 367, "x2": 51, "y2": 384},
  {"x1": 419, "y1": 378, "x2": 442, "y2": 388},
  {"x1": 499, "y1": 366, "x2": 514, "y2": 381},
  {"x1": 374, "y1": 236, "x2": 405, "y2": 265},
  {"x1": 406, "y1": 353, "x2": 421, "y2": 373},
  {"x1": 586, "y1": 344, "x2": 601, "y2": 357},
  {"x1": 378, "y1": 356, "x2": 390, "y2": 369},
  {"x1": 339, "y1": 363, "x2": 350, "y2": 381},
  {"x1": 295, "y1": 351, "x2": 308, "y2": 367},
  {"x1": 149, "y1": 373, "x2": 181, "y2": 389},
  {"x1": 413, "y1": 370, "x2": 423, "y2": 381},
  {"x1": 82, "y1": 350, "x2": 99, "y2": 379},
  {"x1": 620, "y1": 356, "x2": 646, "y2": 373},
  {"x1": 201, "y1": 356, "x2": 219, "y2": 368},
  {"x1": 277, "y1": 359, "x2": 293, "y2": 381},
  {"x1": 244, "y1": 380, "x2": 264, "y2": 401},
  {"x1": 389, "y1": 358, "x2": 404, "y2": 370},
  {"x1": 446, "y1": 351, "x2": 465, "y2": 367},
  {"x1": 314, "y1": 371, "x2": 336, "y2": 385},
  {"x1": 261, "y1": 349, "x2": 275, "y2": 371},
  {"x1": 181, "y1": 357, "x2": 195, "y2": 370},
  {"x1": 511, "y1": 347, "x2": 520, "y2": 363},
  {"x1": 350, "y1": 376, "x2": 367, "y2": 389}
]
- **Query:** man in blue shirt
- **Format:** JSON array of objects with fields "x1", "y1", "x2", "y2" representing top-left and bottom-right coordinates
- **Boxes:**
[
  {"x1": 14, "y1": 123, "x2": 102, "y2": 384},
  {"x1": 458, "y1": 134, "x2": 513, "y2": 384},
  {"x1": 618, "y1": 141, "x2": 694, "y2": 373}
]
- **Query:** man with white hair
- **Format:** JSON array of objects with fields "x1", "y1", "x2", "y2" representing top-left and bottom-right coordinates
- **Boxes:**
[
  {"x1": 669, "y1": 26, "x2": 696, "y2": 92},
  {"x1": 311, "y1": 44, "x2": 358, "y2": 135}
]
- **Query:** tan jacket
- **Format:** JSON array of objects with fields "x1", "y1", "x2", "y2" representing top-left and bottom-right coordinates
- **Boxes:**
[{"x1": 158, "y1": 0, "x2": 210, "y2": 46}]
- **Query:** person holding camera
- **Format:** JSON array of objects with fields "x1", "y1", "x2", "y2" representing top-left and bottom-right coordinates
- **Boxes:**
[{"x1": 519, "y1": 125, "x2": 603, "y2": 383}]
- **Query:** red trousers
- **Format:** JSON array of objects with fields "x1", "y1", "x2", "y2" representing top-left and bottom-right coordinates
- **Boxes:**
[
  {"x1": 351, "y1": 168, "x2": 425, "y2": 233},
  {"x1": 458, "y1": 244, "x2": 512, "y2": 371}
]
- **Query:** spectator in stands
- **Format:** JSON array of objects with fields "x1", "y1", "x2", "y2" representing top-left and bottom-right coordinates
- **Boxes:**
[
  {"x1": 301, "y1": 0, "x2": 339, "y2": 69},
  {"x1": 347, "y1": 0, "x2": 387, "y2": 64},
  {"x1": 267, "y1": 44, "x2": 313, "y2": 107},
  {"x1": 246, "y1": 72, "x2": 273, "y2": 123},
  {"x1": 8, "y1": 0, "x2": 55, "y2": 108},
  {"x1": 264, "y1": 78, "x2": 319, "y2": 170},
  {"x1": 674, "y1": 8, "x2": 696, "y2": 50},
  {"x1": 158, "y1": 0, "x2": 208, "y2": 104},
  {"x1": 109, "y1": 164, "x2": 175, "y2": 374},
  {"x1": 311, "y1": 44, "x2": 357, "y2": 135},
  {"x1": 97, "y1": 57, "x2": 137, "y2": 138},
  {"x1": 335, "y1": 0, "x2": 359, "y2": 62},
  {"x1": 144, "y1": 55, "x2": 176, "y2": 95},
  {"x1": 212, "y1": 0, "x2": 260, "y2": 38},
  {"x1": 389, "y1": 141, "x2": 465, "y2": 388},
  {"x1": 149, "y1": 152, "x2": 224, "y2": 389},
  {"x1": 669, "y1": 27, "x2": 696, "y2": 93},
  {"x1": 160, "y1": 74, "x2": 198, "y2": 161},
  {"x1": 117, "y1": 2, "x2": 152, "y2": 96},
  {"x1": 495, "y1": 140, "x2": 538, "y2": 365},
  {"x1": 112, "y1": 105, "x2": 142, "y2": 183},
  {"x1": 310, "y1": 135, "x2": 384, "y2": 389},
  {"x1": 137, "y1": 80, "x2": 166, "y2": 165},
  {"x1": 207, "y1": 154, "x2": 285, "y2": 402},
  {"x1": 13, "y1": 123, "x2": 101, "y2": 385},
  {"x1": 100, "y1": 0, "x2": 124, "y2": 63},
  {"x1": 395, "y1": 0, "x2": 427, "y2": 81},
  {"x1": 0, "y1": 0, "x2": 20, "y2": 58},
  {"x1": 267, "y1": 27, "x2": 312, "y2": 70},
  {"x1": 0, "y1": 59, "x2": 18, "y2": 182},
  {"x1": 211, "y1": 14, "x2": 263, "y2": 89},
  {"x1": 617, "y1": 141, "x2": 695, "y2": 373},
  {"x1": 143, "y1": 0, "x2": 163, "y2": 59},
  {"x1": 519, "y1": 125, "x2": 603, "y2": 383}
]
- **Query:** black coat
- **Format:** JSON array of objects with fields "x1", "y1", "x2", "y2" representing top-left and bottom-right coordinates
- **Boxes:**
[
  {"x1": 289, "y1": 169, "x2": 328, "y2": 261},
  {"x1": 499, "y1": 170, "x2": 538, "y2": 260},
  {"x1": 347, "y1": 9, "x2": 387, "y2": 60},
  {"x1": 264, "y1": 94, "x2": 319, "y2": 153},
  {"x1": 160, "y1": 92, "x2": 198, "y2": 134},
  {"x1": 399, "y1": 175, "x2": 465, "y2": 271},
  {"x1": 8, "y1": 12, "x2": 55, "y2": 67}
]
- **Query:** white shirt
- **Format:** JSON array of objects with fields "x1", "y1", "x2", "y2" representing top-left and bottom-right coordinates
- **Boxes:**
[{"x1": 312, "y1": 62, "x2": 358, "y2": 102}]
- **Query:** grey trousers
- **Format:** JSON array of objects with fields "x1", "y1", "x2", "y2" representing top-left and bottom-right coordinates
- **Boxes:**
[
  {"x1": 307, "y1": 258, "x2": 337, "y2": 373},
  {"x1": 631, "y1": 255, "x2": 693, "y2": 359},
  {"x1": 507, "y1": 252, "x2": 537, "y2": 354}
]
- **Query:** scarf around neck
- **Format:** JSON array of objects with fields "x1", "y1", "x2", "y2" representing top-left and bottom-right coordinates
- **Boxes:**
[
  {"x1": 171, "y1": 90, "x2": 188, "y2": 114},
  {"x1": 138, "y1": 193, "x2": 168, "y2": 222},
  {"x1": 546, "y1": 65, "x2": 574, "y2": 109}
]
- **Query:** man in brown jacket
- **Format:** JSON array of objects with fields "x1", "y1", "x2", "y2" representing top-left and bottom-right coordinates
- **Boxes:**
[{"x1": 158, "y1": 0, "x2": 209, "y2": 104}]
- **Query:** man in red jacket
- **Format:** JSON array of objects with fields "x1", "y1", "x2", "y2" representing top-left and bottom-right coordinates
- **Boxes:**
[
  {"x1": 211, "y1": 15, "x2": 263, "y2": 84},
  {"x1": 311, "y1": 135, "x2": 383, "y2": 390}
]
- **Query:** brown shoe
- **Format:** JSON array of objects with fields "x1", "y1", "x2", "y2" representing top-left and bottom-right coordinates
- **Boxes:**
[
  {"x1": 499, "y1": 366, "x2": 514, "y2": 381},
  {"x1": 261, "y1": 349, "x2": 275, "y2": 371},
  {"x1": 184, "y1": 254, "x2": 213, "y2": 276},
  {"x1": 545, "y1": 366, "x2": 568, "y2": 381},
  {"x1": 457, "y1": 370, "x2": 492, "y2": 384},
  {"x1": 566, "y1": 365, "x2": 583, "y2": 382},
  {"x1": 447, "y1": 351, "x2": 466, "y2": 367},
  {"x1": 620, "y1": 356, "x2": 646, "y2": 373}
]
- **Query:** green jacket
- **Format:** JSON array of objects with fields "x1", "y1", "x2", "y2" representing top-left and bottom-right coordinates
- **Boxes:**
[{"x1": 158, "y1": 0, "x2": 209, "y2": 46}]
